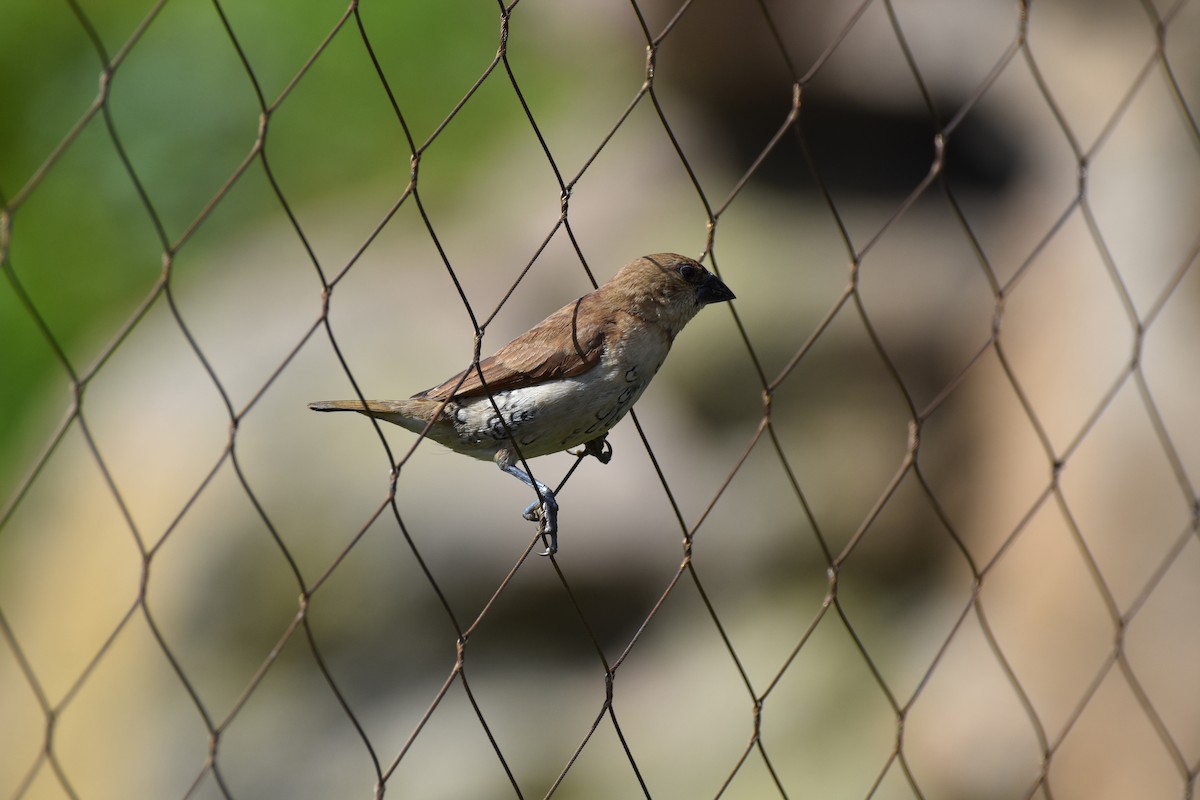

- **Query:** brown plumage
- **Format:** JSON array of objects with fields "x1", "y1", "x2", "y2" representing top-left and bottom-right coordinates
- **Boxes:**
[{"x1": 310, "y1": 253, "x2": 735, "y2": 554}]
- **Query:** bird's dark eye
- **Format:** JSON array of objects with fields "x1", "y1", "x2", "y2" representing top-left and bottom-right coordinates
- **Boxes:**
[{"x1": 679, "y1": 263, "x2": 700, "y2": 281}]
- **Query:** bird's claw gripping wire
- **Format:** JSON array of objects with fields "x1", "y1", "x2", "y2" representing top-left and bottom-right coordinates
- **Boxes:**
[
  {"x1": 522, "y1": 494, "x2": 558, "y2": 556},
  {"x1": 571, "y1": 435, "x2": 613, "y2": 464},
  {"x1": 504, "y1": 463, "x2": 560, "y2": 555}
]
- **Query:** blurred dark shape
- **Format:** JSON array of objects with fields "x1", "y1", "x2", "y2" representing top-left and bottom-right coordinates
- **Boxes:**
[
  {"x1": 655, "y1": 0, "x2": 1023, "y2": 198},
  {"x1": 710, "y1": 93, "x2": 1022, "y2": 197}
]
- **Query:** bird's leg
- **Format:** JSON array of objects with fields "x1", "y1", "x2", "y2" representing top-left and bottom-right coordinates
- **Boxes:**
[
  {"x1": 500, "y1": 463, "x2": 559, "y2": 556},
  {"x1": 570, "y1": 435, "x2": 613, "y2": 464}
]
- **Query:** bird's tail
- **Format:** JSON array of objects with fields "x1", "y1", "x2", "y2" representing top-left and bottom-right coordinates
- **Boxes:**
[{"x1": 307, "y1": 398, "x2": 441, "y2": 435}]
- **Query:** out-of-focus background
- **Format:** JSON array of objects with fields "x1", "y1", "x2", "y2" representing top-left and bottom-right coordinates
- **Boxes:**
[{"x1": 3, "y1": 0, "x2": 1199, "y2": 798}]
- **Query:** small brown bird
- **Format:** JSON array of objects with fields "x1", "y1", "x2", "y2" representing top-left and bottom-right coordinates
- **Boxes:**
[{"x1": 310, "y1": 253, "x2": 734, "y2": 554}]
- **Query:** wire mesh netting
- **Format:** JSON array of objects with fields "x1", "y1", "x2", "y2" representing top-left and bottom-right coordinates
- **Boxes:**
[{"x1": 2, "y1": 0, "x2": 1199, "y2": 798}]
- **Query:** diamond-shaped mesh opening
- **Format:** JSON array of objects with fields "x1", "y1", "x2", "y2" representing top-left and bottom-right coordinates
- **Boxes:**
[{"x1": 2, "y1": 1, "x2": 1198, "y2": 798}]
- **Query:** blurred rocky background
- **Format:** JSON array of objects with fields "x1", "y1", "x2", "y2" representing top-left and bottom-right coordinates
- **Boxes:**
[{"x1": 2, "y1": 0, "x2": 1198, "y2": 798}]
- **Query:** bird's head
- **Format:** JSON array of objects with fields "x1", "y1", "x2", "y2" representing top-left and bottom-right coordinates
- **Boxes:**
[{"x1": 606, "y1": 253, "x2": 735, "y2": 334}]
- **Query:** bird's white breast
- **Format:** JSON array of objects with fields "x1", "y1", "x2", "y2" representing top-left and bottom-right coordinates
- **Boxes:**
[{"x1": 446, "y1": 325, "x2": 672, "y2": 460}]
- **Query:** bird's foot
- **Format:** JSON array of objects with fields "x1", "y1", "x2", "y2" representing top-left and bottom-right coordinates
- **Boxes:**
[
  {"x1": 571, "y1": 436, "x2": 613, "y2": 464},
  {"x1": 501, "y1": 461, "x2": 559, "y2": 555},
  {"x1": 522, "y1": 495, "x2": 559, "y2": 556}
]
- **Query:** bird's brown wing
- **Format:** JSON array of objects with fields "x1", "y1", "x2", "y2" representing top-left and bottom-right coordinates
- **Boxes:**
[{"x1": 418, "y1": 294, "x2": 610, "y2": 401}]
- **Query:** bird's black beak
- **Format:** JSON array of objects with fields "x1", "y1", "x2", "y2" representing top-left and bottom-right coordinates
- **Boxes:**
[{"x1": 697, "y1": 273, "x2": 735, "y2": 305}]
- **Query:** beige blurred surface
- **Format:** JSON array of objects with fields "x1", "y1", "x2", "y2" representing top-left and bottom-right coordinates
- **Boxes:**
[{"x1": 2, "y1": 1, "x2": 1199, "y2": 798}]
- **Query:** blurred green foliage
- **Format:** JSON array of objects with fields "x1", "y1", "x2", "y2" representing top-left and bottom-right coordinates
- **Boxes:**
[{"x1": 0, "y1": 0, "x2": 570, "y2": 482}]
